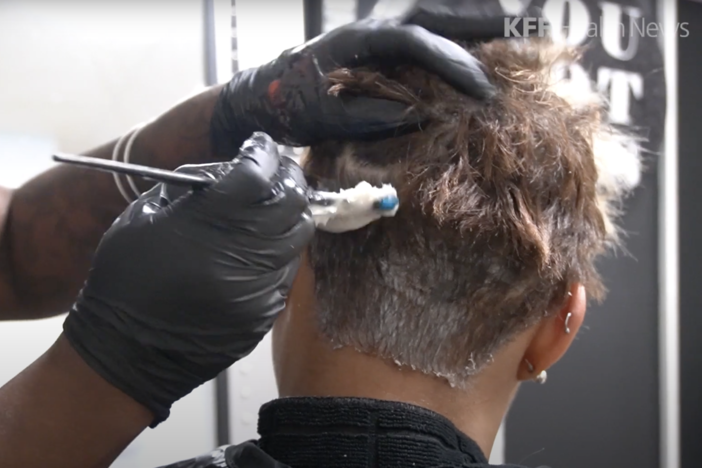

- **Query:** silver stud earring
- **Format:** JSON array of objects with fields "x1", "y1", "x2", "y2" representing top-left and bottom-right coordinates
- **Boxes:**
[
  {"x1": 535, "y1": 370, "x2": 547, "y2": 384},
  {"x1": 524, "y1": 359, "x2": 547, "y2": 384},
  {"x1": 564, "y1": 312, "x2": 572, "y2": 334}
]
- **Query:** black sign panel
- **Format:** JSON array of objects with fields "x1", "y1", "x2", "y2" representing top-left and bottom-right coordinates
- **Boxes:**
[{"x1": 503, "y1": 0, "x2": 666, "y2": 467}]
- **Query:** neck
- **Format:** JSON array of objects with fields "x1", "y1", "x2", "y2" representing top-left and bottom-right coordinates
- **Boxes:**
[{"x1": 276, "y1": 339, "x2": 517, "y2": 457}]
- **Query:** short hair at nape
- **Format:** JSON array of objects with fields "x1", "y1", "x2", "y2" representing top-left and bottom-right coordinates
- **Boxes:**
[{"x1": 303, "y1": 37, "x2": 641, "y2": 387}]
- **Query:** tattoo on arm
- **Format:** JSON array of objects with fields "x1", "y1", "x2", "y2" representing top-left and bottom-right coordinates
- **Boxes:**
[{"x1": 0, "y1": 85, "x2": 225, "y2": 320}]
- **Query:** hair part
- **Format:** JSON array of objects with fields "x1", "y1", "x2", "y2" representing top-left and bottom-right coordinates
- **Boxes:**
[{"x1": 304, "y1": 38, "x2": 641, "y2": 386}]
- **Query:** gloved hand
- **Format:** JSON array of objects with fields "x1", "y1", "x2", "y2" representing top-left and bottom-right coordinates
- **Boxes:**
[
  {"x1": 63, "y1": 132, "x2": 314, "y2": 426},
  {"x1": 405, "y1": 0, "x2": 544, "y2": 41},
  {"x1": 210, "y1": 4, "x2": 539, "y2": 154}
]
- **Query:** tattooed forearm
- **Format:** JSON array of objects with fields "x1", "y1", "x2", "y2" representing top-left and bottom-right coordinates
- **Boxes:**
[{"x1": 0, "y1": 85, "x2": 224, "y2": 320}]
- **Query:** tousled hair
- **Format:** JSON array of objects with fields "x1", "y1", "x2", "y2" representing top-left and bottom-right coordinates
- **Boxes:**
[{"x1": 304, "y1": 38, "x2": 640, "y2": 385}]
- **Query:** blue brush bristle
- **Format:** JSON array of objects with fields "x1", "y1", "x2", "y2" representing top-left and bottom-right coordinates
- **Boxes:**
[{"x1": 377, "y1": 195, "x2": 399, "y2": 211}]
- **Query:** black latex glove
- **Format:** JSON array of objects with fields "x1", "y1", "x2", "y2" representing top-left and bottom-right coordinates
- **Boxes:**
[
  {"x1": 210, "y1": 4, "x2": 540, "y2": 154},
  {"x1": 63, "y1": 133, "x2": 313, "y2": 426},
  {"x1": 406, "y1": 0, "x2": 543, "y2": 40}
]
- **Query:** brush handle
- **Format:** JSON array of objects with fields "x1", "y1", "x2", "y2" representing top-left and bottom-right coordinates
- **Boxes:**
[
  {"x1": 51, "y1": 153, "x2": 389, "y2": 215},
  {"x1": 52, "y1": 153, "x2": 213, "y2": 188},
  {"x1": 52, "y1": 153, "x2": 343, "y2": 207}
]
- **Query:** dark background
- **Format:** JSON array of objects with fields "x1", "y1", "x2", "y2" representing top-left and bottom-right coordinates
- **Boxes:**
[
  {"x1": 504, "y1": 0, "x2": 666, "y2": 465},
  {"x1": 678, "y1": 1, "x2": 702, "y2": 467}
]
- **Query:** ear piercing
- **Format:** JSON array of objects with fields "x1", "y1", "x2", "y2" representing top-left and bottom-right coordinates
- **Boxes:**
[
  {"x1": 523, "y1": 311, "x2": 572, "y2": 385},
  {"x1": 524, "y1": 359, "x2": 547, "y2": 385}
]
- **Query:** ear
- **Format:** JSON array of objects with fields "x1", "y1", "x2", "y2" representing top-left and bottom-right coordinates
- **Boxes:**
[{"x1": 516, "y1": 284, "x2": 586, "y2": 381}]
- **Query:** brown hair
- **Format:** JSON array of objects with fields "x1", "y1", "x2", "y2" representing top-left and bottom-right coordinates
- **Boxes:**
[{"x1": 304, "y1": 38, "x2": 639, "y2": 385}]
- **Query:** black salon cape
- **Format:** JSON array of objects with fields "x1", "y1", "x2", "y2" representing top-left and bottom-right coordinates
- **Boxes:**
[{"x1": 157, "y1": 397, "x2": 535, "y2": 468}]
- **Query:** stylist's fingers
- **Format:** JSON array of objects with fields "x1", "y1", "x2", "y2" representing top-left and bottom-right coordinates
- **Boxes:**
[
  {"x1": 362, "y1": 23, "x2": 494, "y2": 99},
  {"x1": 172, "y1": 132, "x2": 282, "y2": 214},
  {"x1": 161, "y1": 162, "x2": 232, "y2": 205},
  {"x1": 112, "y1": 184, "x2": 163, "y2": 226},
  {"x1": 270, "y1": 157, "x2": 315, "y2": 262},
  {"x1": 277, "y1": 156, "x2": 309, "y2": 211},
  {"x1": 403, "y1": 3, "x2": 546, "y2": 41},
  {"x1": 322, "y1": 97, "x2": 423, "y2": 140},
  {"x1": 210, "y1": 131, "x2": 281, "y2": 204},
  {"x1": 403, "y1": 4, "x2": 507, "y2": 39},
  {"x1": 235, "y1": 155, "x2": 313, "y2": 243}
]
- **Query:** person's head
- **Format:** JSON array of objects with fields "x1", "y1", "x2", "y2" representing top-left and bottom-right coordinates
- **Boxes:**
[{"x1": 272, "y1": 37, "x2": 640, "y2": 451}]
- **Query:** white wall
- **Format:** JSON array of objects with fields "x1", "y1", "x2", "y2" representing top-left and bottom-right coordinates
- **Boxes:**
[
  {"x1": 0, "y1": 0, "x2": 208, "y2": 152},
  {"x1": 323, "y1": 0, "x2": 356, "y2": 32},
  {"x1": 0, "y1": 1, "x2": 216, "y2": 466}
]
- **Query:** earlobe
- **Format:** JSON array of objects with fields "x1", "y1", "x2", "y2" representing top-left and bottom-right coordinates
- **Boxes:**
[
  {"x1": 517, "y1": 284, "x2": 587, "y2": 383},
  {"x1": 523, "y1": 358, "x2": 548, "y2": 384}
]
